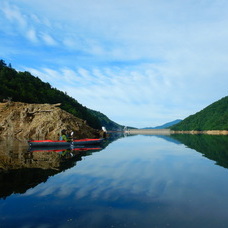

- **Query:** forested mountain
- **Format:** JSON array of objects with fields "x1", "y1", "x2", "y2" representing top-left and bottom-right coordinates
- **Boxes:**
[
  {"x1": 143, "y1": 119, "x2": 182, "y2": 129},
  {"x1": 171, "y1": 96, "x2": 228, "y2": 130},
  {"x1": 89, "y1": 109, "x2": 123, "y2": 131},
  {"x1": 0, "y1": 60, "x2": 123, "y2": 130}
]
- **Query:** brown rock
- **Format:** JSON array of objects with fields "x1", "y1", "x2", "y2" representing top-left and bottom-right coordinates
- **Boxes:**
[{"x1": 0, "y1": 102, "x2": 99, "y2": 140}]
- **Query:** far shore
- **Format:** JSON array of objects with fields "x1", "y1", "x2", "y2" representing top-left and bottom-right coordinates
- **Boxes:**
[
  {"x1": 170, "y1": 130, "x2": 228, "y2": 135},
  {"x1": 126, "y1": 129, "x2": 228, "y2": 135}
]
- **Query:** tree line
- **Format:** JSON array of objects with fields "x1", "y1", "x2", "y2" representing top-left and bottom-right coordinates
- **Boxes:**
[{"x1": 0, "y1": 59, "x2": 102, "y2": 129}]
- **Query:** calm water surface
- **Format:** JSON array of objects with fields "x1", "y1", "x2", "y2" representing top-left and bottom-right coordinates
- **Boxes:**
[{"x1": 1, "y1": 134, "x2": 228, "y2": 228}]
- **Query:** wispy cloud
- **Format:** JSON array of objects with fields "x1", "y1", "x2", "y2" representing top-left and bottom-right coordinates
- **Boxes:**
[
  {"x1": 26, "y1": 28, "x2": 38, "y2": 43},
  {"x1": 40, "y1": 32, "x2": 58, "y2": 46},
  {"x1": 25, "y1": 63, "x2": 203, "y2": 126},
  {"x1": 1, "y1": 0, "x2": 228, "y2": 127},
  {"x1": 1, "y1": 1, "x2": 59, "y2": 46},
  {"x1": 2, "y1": 2, "x2": 27, "y2": 29}
]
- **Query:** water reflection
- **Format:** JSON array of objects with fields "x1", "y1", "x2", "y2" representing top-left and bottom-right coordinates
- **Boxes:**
[
  {"x1": 127, "y1": 133, "x2": 228, "y2": 169},
  {"x1": 171, "y1": 134, "x2": 228, "y2": 168},
  {"x1": 143, "y1": 134, "x2": 182, "y2": 145},
  {"x1": 0, "y1": 138, "x2": 106, "y2": 199},
  {"x1": 1, "y1": 134, "x2": 228, "y2": 228}
]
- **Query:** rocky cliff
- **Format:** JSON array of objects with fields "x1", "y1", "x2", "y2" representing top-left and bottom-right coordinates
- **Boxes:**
[{"x1": 0, "y1": 102, "x2": 100, "y2": 140}]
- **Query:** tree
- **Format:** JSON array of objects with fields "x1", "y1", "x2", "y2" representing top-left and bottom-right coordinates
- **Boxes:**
[{"x1": 0, "y1": 59, "x2": 7, "y2": 70}]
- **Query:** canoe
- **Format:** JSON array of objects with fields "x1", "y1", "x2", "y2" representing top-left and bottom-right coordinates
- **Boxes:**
[{"x1": 28, "y1": 138, "x2": 104, "y2": 147}]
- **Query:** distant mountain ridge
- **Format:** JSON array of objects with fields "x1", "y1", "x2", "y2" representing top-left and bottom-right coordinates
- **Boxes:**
[
  {"x1": 171, "y1": 96, "x2": 228, "y2": 130},
  {"x1": 143, "y1": 119, "x2": 182, "y2": 129}
]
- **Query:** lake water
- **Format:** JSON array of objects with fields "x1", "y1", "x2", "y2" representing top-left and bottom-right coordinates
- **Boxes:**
[{"x1": 1, "y1": 134, "x2": 228, "y2": 228}]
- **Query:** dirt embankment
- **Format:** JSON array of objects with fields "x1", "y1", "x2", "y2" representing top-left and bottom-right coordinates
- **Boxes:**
[{"x1": 0, "y1": 102, "x2": 101, "y2": 140}]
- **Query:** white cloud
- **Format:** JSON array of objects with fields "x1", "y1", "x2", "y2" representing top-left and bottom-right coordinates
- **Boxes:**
[
  {"x1": 2, "y1": 1, "x2": 27, "y2": 29},
  {"x1": 26, "y1": 28, "x2": 38, "y2": 43},
  {"x1": 63, "y1": 37, "x2": 77, "y2": 49},
  {"x1": 40, "y1": 32, "x2": 58, "y2": 46}
]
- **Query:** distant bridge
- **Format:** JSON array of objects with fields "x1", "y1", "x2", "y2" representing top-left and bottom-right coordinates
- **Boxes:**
[{"x1": 126, "y1": 129, "x2": 171, "y2": 135}]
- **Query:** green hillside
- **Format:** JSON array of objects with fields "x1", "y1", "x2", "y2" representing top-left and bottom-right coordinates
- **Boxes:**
[
  {"x1": 0, "y1": 60, "x2": 123, "y2": 130},
  {"x1": 171, "y1": 96, "x2": 228, "y2": 130},
  {"x1": 89, "y1": 109, "x2": 123, "y2": 131}
]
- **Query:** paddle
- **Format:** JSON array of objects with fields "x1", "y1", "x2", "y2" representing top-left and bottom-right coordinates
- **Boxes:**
[{"x1": 70, "y1": 131, "x2": 74, "y2": 146}]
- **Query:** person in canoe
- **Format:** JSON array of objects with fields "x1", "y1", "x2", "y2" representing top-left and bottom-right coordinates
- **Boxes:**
[{"x1": 60, "y1": 129, "x2": 70, "y2": 141}]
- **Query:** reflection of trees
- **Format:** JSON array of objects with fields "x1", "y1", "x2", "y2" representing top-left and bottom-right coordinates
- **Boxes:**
[
  {"x1": 0, "y1": 135, "x2": 123, "y2": 199},
  {"x1": 0, "y1": 142, "x2": 106, "y2": 199},
  {"x1": 171, "y1": 134, "x2": 228, "y2": 169},
  {"x1": 0, "y1": 148, "x2": 106, "y2": 199},
  {"x1": 0, "y1": 167, "x2": 58, "y2": 199}
]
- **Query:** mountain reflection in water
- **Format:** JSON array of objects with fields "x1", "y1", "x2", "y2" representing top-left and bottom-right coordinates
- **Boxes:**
[
  {"x1": 170, "y1": 134, "x2": 228, "y2": 168},
  {"x1": 0, "y1": 138, "x2": 106, "y2": 199}
]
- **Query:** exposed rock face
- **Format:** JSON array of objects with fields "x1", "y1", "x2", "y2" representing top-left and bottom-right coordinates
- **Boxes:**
[{"x1": 0, "y1": 102, "x2": 100, "y2": 140}]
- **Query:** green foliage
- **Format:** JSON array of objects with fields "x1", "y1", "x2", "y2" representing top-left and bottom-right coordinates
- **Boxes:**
[
  {"x1": 171, "y1": 96, "x2": 228, "y2": 130},
  {"x1": 89, "y1": 109, "x2": 124, "y2": 131},
  {"x1": 0, "y1": 60, "x2": 102, "y2": 129}
]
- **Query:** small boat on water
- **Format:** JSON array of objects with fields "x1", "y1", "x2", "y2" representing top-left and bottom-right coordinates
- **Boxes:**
[{"x1": 28, "y1": 138, "x2": 104, "y2": 147}]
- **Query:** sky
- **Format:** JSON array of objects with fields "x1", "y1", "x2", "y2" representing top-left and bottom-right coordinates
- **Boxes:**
[{"x1": 0, "y1": 0, "x2": 227, "y2": 128}]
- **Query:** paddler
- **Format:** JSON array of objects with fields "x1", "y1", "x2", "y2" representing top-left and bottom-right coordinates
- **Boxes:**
[{"x1": 60, "y1": 129, "x2": 69, "y2": 141}]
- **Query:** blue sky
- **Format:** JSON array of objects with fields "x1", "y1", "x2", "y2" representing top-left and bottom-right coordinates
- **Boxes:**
[{"x1": 0, "y1": 0, "x2": 227, "y2": 128}]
